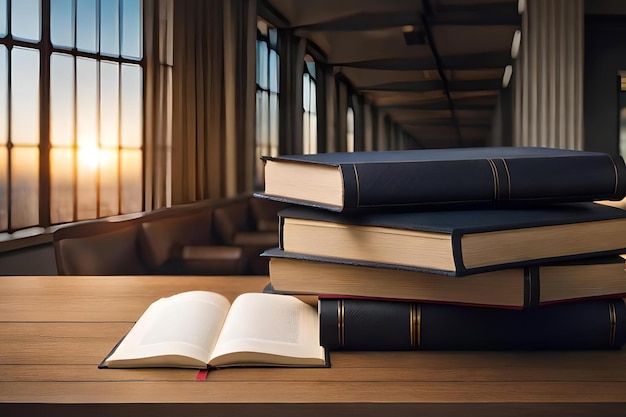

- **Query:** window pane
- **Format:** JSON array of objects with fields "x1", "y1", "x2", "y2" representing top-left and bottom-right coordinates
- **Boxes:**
[
  {"x1": 50, "y1": 148, "x2": 74, "y2": 224},
  {"x1": 120, "y1": 149, "x2": 141, "y2": 213},
  {"x1": 100, "y1": 61, "x2": 119, "y2": 148},
  {"x1": 99, "y1": 149, "x2": 119, "y2": 217},
  {"x1": 347, "y1": 107, "x2": 354, "y2": 153},
  {"x1": 306, "y1": 61, "x2": 316, "y2": 79},
  {"x1": 303, "y1": 113, "x2": 310, "y2": 153},
  {"x1": 121, "y1": 0, "x2": 142, "y2": 59},
  {"x1": 121, "y1": 64, "x2": 142, "y2": 148},
  {"x1": 257, "y1": 40, "x2": 268, "y2": 90},
  {"x1": 76, "y1": 57, "x2": 97, "y2": 149},
  {"x1": 101, "y1": 0, "x2": 120, "y2": 56},
  {"x1": 51, "y1": 0, "x2": 74, "y2": 48},
  {"x1": 11, "y1": 47, "x2": 39, "y2": 146},
  {"x1": 76, "y1": 146, "x2": 97, "y2": 220},
  {"x1": 10, "y1": 146, "x2": 38, "y2": 229},
  {"x1": 11, "y1": 0, "x2": 40, "y2": 42},
  {"x1": 269, "y1": 28, "x2": 277, "y2": 48},
  {"x1": 76, "y1": 162, "x2": 98, "y2": 220},
  {"x1": 0, "y1": 145, "x2": 6, "y2": 229},
  {"x1": 256, "y1": 90, "x2": 267, "y2": 145},
  {"x1": 255, "y1": 91, "x2": 266, "y2": 187},
  {"x1": 76, "y1": 0, "x2": 97, "y2": 53},
  {"x1": 0, "y1": 0, "x2": 7, "y2": 37},
  {"x1": 310, "y1": 113, "x2": 317, "y2": 153},
  {"x1": 0, "y1": 46, "x2": 6, "y2": 145},
  {"x1": 270, "y1": 93, "x2": 279, "y2": 153},
  {"x1": 269, "y1": 50, "x2": 279, "y2": 93},
  {"x1": 303, "y1": 73, "x2": 310, "y2": 112},
  {"x1": 50, "y1": 53, "x2": 75, "y2": 146},
  {"x1": 310, "y1": 82, "x2": 317, "y2": 113}
]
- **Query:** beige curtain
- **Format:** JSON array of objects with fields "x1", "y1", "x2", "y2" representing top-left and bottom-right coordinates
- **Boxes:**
[
  {"x1": 514, "y1": 0, "x2": 584, "y2": 149},
  {"x1": 277, "y1": 30, "x2": 306, "y2": 155},
  {"x1": 145, "y1": 0, "x2": 257, "y2": 206},
  {"x1": 171, "y1": 0, "x2": 220, "y2": 204},
  {"x1": 223, "y1": 0, "x2": 258, "y2": 195},
  {"x1": 143, "y1": 0, "x2": 173, "y2": 210}
]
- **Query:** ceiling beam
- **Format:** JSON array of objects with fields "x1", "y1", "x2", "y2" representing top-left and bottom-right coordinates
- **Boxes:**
[
  {"x1": 289, "y1": 2, "x2": 519, "y2": 29},
  {"x1": 360, "y1": 78, "x2": 503, "y2": 92},
  {"x1": 292, "y1": 11, "x2": 421, "y2": 31},
  {"x1": 380, "y1": 101, "x2": 496, "y2": 111},
  {"x1": 430, "y1": 2, "x2": 521, "y2": 26},
  {"x1": 333, "y1": 51, "x2": 511, "y2": 70},
  {"x1": 401, "y1": 119, "x2": 492, "y2": 127}
]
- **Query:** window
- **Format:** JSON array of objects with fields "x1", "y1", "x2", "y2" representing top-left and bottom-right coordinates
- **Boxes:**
[
  {"x1": 0, "y1": 0, "x2": 143, "y2": 233},
  {"x1": 346, "y1": 106, "x2": 354, "y2": 153},
  {"x1": 254, "y1": 19, "x2": 279, "y2": 190},
  {"x1": 302, "y1": 54, "x2": 316, "y2": 154}
]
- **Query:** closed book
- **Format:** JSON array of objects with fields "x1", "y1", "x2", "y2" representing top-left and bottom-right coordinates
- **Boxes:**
[
  {"x1": 264, "y1": 248, "x2": 626, "y2": 309},
  {"x1": 279, "y1": 202, "x2": 626, "y2": 275},
  {"x1": 319, "y1": 297, "x2": 626, "y2": 350},
  {"x1": 255, "y1": 147, "x2": 626, "y2": 212}
]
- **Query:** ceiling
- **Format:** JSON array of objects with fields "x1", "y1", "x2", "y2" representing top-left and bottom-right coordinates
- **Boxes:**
[{"x1": 264, "y1": 0, "x2": 522, "y2": 149}]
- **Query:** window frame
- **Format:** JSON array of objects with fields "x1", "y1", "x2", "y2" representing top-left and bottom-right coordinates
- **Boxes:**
[
  {"x1": 302, "y1": 53, "x2": 317, "y2": 155},
  {"x1": 254, "y1": 18, "x2": 279, "y2": 190},
  {"x1": 0, "y1": 0, "x2": 145, "y2": 234}
]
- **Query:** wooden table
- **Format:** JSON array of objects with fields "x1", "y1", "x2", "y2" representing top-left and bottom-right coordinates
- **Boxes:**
[{"x1": 1, "y1": 275, "x2": 626, "y2": 417}]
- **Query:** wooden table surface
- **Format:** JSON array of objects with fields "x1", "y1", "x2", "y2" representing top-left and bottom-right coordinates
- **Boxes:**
[{"x1": 1, "y1": 275, "x2": 626, "y2": 417}]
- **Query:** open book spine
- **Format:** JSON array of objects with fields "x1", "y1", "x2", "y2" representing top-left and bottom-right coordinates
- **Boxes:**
[{"x1": 319, "y1": 298, "x2": 626, "y2": 351}]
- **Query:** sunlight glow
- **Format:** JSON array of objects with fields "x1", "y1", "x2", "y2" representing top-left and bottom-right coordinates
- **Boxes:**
[{"x1": 78, "y1": 145, "x2": 107, "y2": 171}]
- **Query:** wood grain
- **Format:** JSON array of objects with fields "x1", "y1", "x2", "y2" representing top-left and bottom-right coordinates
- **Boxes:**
[{"x1": 1, "y1": 275, "x2": 625, "y2": 417}]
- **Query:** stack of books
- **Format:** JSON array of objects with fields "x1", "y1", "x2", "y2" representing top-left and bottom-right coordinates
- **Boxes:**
[{"x1": 256, "y1": 147, "x2": 626, "y2": 351}]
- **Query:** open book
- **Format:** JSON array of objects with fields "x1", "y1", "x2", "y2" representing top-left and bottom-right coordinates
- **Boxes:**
[{"x1": 99, "y1": 291, "x2": 328, "y2": 369}]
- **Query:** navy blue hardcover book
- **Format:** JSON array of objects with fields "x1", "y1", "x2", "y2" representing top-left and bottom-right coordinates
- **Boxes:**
[
  {"x1": 264, "y1": 247, "x2": 626, "y2": 309},
  {"x1": 278, "y1": 202, "x2": 626, "y2": 275},
  {"x1": 255, "y1": 147, "x2": 626, "y2": 212},
  {"x1": 318, "y1": 297, "x2": 626, "y2": 351}
]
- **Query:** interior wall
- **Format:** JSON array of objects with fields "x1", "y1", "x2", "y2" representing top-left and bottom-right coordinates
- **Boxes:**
[{"x1": 583, "y1": 16, "x2": 626, "y2": 153}]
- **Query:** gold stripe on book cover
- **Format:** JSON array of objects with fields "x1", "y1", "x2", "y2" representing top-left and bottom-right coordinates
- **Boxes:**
[
  {"x1": 609, "y1": 301, "x2": 617, "y2": 347},
  {"x1": 338, "y1": 300, "x2": 345, "y2": 347},
  {"x1": 410, "y1": 303, "x2": 421, "y2": 349}
]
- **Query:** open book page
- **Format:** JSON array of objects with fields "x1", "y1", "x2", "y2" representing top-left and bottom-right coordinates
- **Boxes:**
[
  {"x1": 101, "y1": 291, "x2": 231, "y2": 368},
  {"x1": 208, "y1": 293, "x2": 326, "y2": 367}
]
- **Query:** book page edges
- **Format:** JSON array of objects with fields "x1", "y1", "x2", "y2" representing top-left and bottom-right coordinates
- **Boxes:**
[
  {"x1": 282, "y1": 218, "x2": 456, "y2": 272},
  {"x1": 264, "y1": 160, "x2": 344, "y2": 208},
  {"x1": 100, "y1": 353, "x2": 208, "y2": 369},
  {"x1": 462, "y1": 218, "x2": 626, "y2": 269},
  {"x1": 268, "y1": 257, "x2": 525, "y2": 308},
  {"x1": 539, "y1": 261, "x2": 626, "y2": 303},
  {"x1": 208, "y1": 349, "x2": 327, "y2": 368}
]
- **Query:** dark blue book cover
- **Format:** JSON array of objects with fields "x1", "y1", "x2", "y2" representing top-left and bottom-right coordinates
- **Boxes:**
[
  {"x1": 278, "y1": 202, "x2": 626, "y2": 275},
  {"x1": 256, "y1": 147, "x2": 626, "y2": 212},
  {"x1": 319, "y1": 297, "x2": 626, "y2": 351}
]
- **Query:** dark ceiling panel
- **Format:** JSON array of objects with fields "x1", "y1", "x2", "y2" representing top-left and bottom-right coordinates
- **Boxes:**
[{"x1": 265, "y1": 0, "x2": 521, "y2": 148}]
